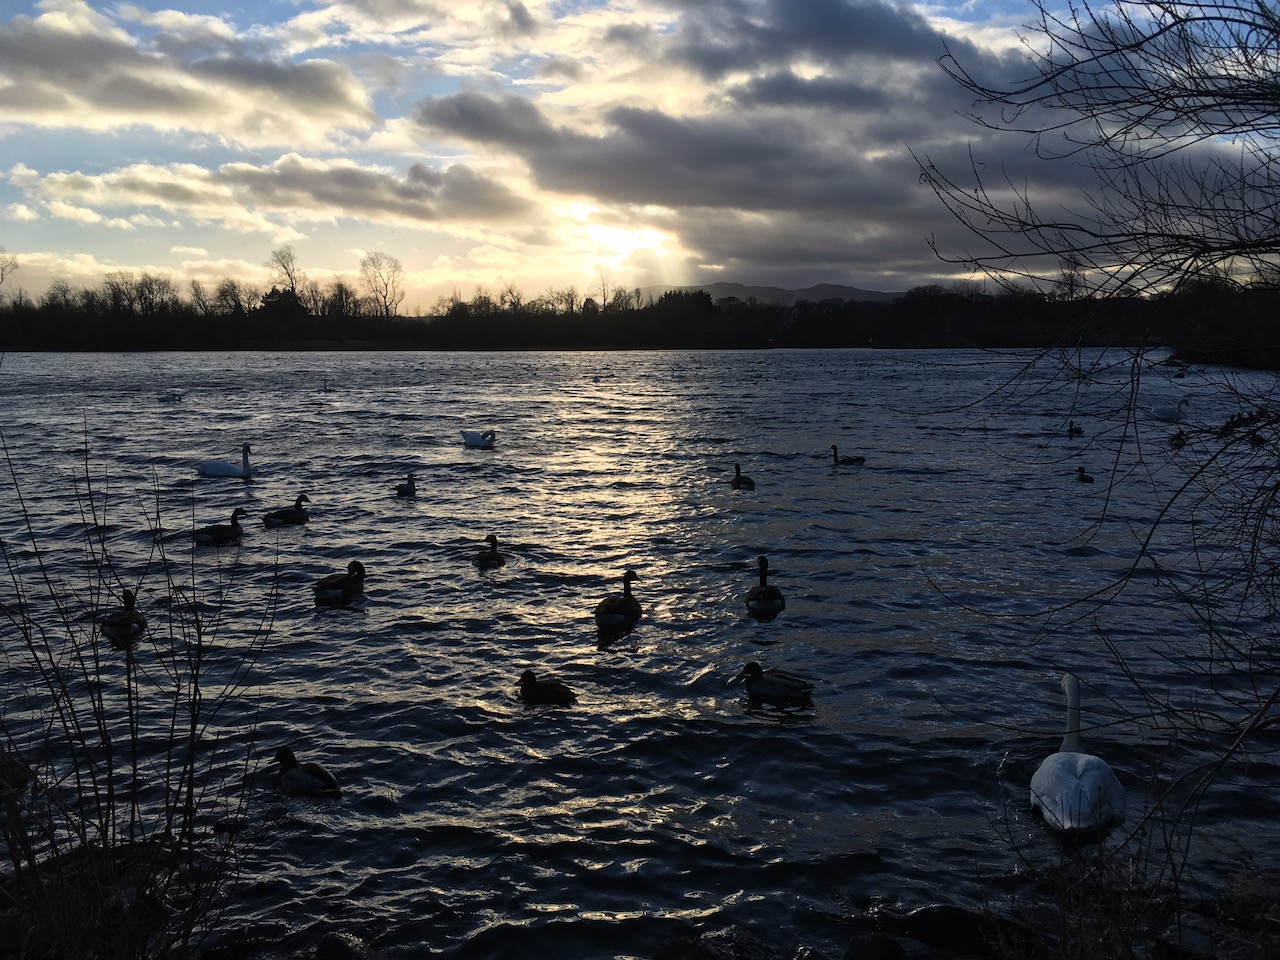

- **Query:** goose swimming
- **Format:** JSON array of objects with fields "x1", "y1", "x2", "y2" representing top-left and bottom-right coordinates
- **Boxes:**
[
  {"x1": 462, "y1": 430, "x2": 496, "y2": 449},
  {"x1": 263, "y1": 494, "x2": 309, "y2": 528},
  {"x1": 830, "y1": 445, "x2": 865, "y2": 466},
  {"x1": 193, "y1": 507, "x2": 248, "y2": 546},
  {"x1": 730, "y1": 661, "x2": 814, "y2": 707},
  {"x1": 1029, "y1": 672, "x2": 1125, "y2": 833},
  {"x1": 314, "y1": 560, "x2": 366, "y2": 604},
  {"x1": 197, "y1": 443, "x2": 252, "y2": 479},
  {"x1": 472, "y1": 534, "x2": 506, "y2": 569},
  {"x1": 730, "y1": 463, "x2": 755, "y2": 490},
  {"x1": 518, "y1": 669, "x2": 577, "y2": 707},
  {"x1": 594, "y1": 569, "x2": 642, "y2": 628},
  {"x1": 273, "y1": 746, "x2": 341, "y2": 798},
  {"x1": 396, "y1": 473, "x2": 416, "y2": 497},
  {"x1": 746, "y1": 555, "x2": 785, "y2": 620},
  {"x1": 102, "y1": 588, "x2": 146, "y2": 650}
]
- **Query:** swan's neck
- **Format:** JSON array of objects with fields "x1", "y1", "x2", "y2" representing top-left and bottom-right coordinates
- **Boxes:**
[{"x1": 1061, "y1": 675, "x2": 1083, "y2": 753}]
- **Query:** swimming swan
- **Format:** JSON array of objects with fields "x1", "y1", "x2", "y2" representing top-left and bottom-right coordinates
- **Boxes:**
[
  {"x1": 1150, "y1": 398, "x2": 1190, "y2": 423},
  {"x1": 273, "y1": 747, "x2": 341, "y2": 798},
  {"x1": 102, "y1": 588, "x2": 146, "y2": 650},
  {"x1": 396, "y1": 473, "x2": 416, "y2": 497},
  {"x1": 594, "y1": 569, "x2": 642, "y2": 628},
  {"x1": 462, "y1": 430, "x2": 497, "y2": 449},
  {"x1": 194, "y1": 507, "x2": 248, "y2": 546},
  {"x1": 472, "y1": 534, "x2": 506, "y2": 569},
  {"x1": 746, "y1": 555, "x2": 786, "y2": 621},
  {"x1": 263, "y1": 494, "x2": 310, "y2": 527},
  {"x1": 830, "y1": 445, "x2": 865, "y2": 466},
  {"x1": 314, "y1": 560, "x2": 366, "y2": 604},
  {"x1": 729, "y1": 661, "x2": 813, "y2": 707},
  {"x1": 518, "y1": 669, "x2": 577, "y2": 707},
  {"x1": 730, "y1": 463, "x2": 755, "y2": 490},
  {"x1": 1029, "y1": 672, "x2": 1125, "y2": 833},
  {"x1": 198, "y1": 443, "x2": 252, "y2": 479}
]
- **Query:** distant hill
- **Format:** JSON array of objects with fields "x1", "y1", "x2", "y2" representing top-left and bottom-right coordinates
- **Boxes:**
[{"x1": 637, "y1": 281, "x2": 903, "y2": 305}]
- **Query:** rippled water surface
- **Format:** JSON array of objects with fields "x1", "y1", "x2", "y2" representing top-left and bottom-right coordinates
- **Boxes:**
[{"x1": 2, "y1": 348, "x2": 1276, "y2": 957}]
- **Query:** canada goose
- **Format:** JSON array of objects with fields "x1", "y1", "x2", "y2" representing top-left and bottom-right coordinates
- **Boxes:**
[
  {"x1": 594, "y1": 569, "x2": 642, "y2": 628},
  {"x1": 746, "y1": 555, "x2": 785, "y2": 620},
  {"x1": 830, "y1": 445, "x2": 865, "y2": 466},
  {"x1": 194, "y1": 507, "x2": 248, "y2": 546},
  {"x1": 396, "y1": 473, "x2": 416, "y2": 497},
  {"x1": 273, "y1": 747, "x2": 341, "y2": 798},
  {"x1": 518, "y1": 669, "x2": 577, "y2": 707},
  {"x1": 263, "y1": 494, "x2": 310, "y2": 527},
  {"x1": 472, "y1": 534, "x2": 506, "y2": 569},
  {"x1": 102, "y1": 588, "x2": 146, "y2": 650},
  {"x1": 730, "y1": 463, "x2": 755, "y2": 490}
]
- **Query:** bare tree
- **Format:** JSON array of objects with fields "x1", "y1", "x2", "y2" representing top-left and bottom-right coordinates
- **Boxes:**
[
  {"x1": 266, "y1": 245, "x2": 304, "y2": 296},
  {"x1": 0, "y1": 246, "x2": 17, "y2": 294},
  {"x1": 188, "y1": 279, "x2": 214, "y2": 316},
  {"x1": 920, "y1": 0, "x2": 1280, "y2": 295},
  {"x1": 359, "y1": 252, "x2": 405, "y2": 318}
]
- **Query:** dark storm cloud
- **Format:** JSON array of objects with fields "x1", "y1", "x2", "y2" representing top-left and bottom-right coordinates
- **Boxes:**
[{"x1": 411, "y1": 90, "x2": 560, "y2": 148}]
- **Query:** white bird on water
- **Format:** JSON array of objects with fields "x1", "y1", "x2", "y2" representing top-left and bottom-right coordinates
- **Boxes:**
[
  {"x1": 1150, "y1": 398, "x2": 1190, "y2": 423},
  {"x1": 198, "y1": 443, "x2": 252, "y2": 479},
  {"x1": 1029, "y1": 672, "x2": 1125, "y2": 833},
  {"x1": 462, "y1": 430, "x2": 496, "y2": 449}
]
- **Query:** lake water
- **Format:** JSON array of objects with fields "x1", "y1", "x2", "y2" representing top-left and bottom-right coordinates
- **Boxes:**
[{"x1": 0, "y1": 347, "x2": 1275, "y2": 958}]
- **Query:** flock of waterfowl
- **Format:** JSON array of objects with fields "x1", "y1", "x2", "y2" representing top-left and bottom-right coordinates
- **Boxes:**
[{"x1": 102, "y1": 430, "x2": 1125, "y2": 834}]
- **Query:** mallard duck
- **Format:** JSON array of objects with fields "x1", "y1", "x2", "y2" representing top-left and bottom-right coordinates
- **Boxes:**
[
  {"x1": 194, "y1": 507, "x2": 248, "y2": 545},
  {"x1": 462, "y1": 430, "x2": 496, "y2": 449},
  {"x1": 395, "y1": 473, "x2": 416, "y2": 497},
  {"x1": 594, "y1": 569, "x2": 642, "y2": 627},
  {"x1": 518, "y1": 669, "x2": 577, "y2": 707},
  {"x1": 273, "y1": 747, "x2": 341, "y2": 798},
  {"x1": 197, "y1": 443, "x2": 252, "y2": 479},
  {"x1": 730, "y1": 463, "x2": 755, "y2": 490},
  {"x1": 730, "y1": 661, "x2": 814, "y2": 706},
  {"x1": 830, "y1": 445, "x2": 865, "y2": 466},
  {"x1": 314, "y1": 560, "x2": 366, "y2": 603},
  {"x1": 1030, "y1": 673, "x2": 1124, "y2": 833},
  {"x1": 746, "y1": 556, "x2": 785, "y2": 620},
  {"x1": 102, "y1": 588, "x2": 146, "y2": 650},
  {"x1": 1076, "y1": 466, "x2": 1094, "y2": 484},
  {"x1": 263, "y1": 494, "x2": 309, "y2": 527},
  {"x1": 472, "y1": 534, "x2": 506, "y2": 569}
]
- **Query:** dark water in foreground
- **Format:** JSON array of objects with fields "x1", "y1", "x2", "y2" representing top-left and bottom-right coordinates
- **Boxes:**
[{"x1": 1, "y1": 348, "x2": 1275, "y2": 958}]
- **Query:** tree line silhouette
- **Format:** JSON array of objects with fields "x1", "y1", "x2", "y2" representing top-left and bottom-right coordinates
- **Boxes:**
[{"x1": 0, "y1": 260, "x2": 1277, "y2": 364}]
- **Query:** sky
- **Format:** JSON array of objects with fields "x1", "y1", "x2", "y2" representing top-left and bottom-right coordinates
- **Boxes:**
[{"x1": 0, "y1": 0, "x2": 1062, "y2": 313}]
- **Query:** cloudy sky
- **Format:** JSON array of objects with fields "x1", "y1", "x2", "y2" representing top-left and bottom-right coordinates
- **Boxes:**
[{"x1": 0, "y1": 0, "x2": 1053, "y2": 311}]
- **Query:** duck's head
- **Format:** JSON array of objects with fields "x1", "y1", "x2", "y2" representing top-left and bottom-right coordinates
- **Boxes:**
[
  {"x1": 484, "y1": 534, "x2": 500, "y2": 548},
  {"x1": 121, "y1": 588, "x2": 137, "y2": 608},
  {"x1": 730, "y1": 662, "x2": 764, "y2": 685},
  {"x1": 347, "y1": 560, "x2": 366, "y2": 577},
  {"x1": 518, "y1": 669, "x2": 538, "y2": 686},
  {"x1": 273, "y1": 746, "x2": 298, "y2": 768},
  {"x1": 296, "y1": 494, "x2": 311, "y2": 506}
]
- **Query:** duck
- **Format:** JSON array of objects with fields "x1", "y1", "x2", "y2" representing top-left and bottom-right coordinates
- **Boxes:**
[
  {"x1": 1076, "y1": 466, "x2": 1094, "y2": 484},
  {"x1": 1150, "y1": 398, "x2": 1190, "y2": 423},
  {"x1": 102, "y1": 588, "x2": 146, "y2": 650},
  {"x1": 462, "y1": 430, "x2": 496, "y2": 449},
  {"x1": 1067, "y1": 419, "x2": 1084, "y2": 437},
  {"x1": 1170, "y1": 429, "x2": 1188, "y2": 450},
  {"x1": 830, "y1": 445, "x2": 865, "y2": 466},
  {"x1": 745, "y1": 555, "x2": 786, "y2": 620},
  {"x1": 1029, "y1": 672, "x2": 1124, "y2": 833},
  {"x1": 262, "y1": 494, "x2": 310, "y2": 528},
  {"x1": 272, "y1": 747, "x2": 341, "y2": 798},
  {"x1": 314, "y1": 560, "x2": 366, "y2": 604},
  {"x1": 518, "y1": 669, "x2": 577, "y2": 707},
  {"x1": 594, "y1": 569, "x2": 642, "y2": 628},
  {"x1": 729, "y1": 661, "x2": 814, "y2": 707},
  {"x1": 472, "y1": 534, "x2": 506, "y2": 569},
  {"x1": 395, "y1": 473, "x2": 416, "y2": 497},
  {"x1": 730, "y1": 463, "x2": 755, "y2": 490},
  {"x1": 193, "y1": 507, "x2": 248, "y2": 546},
  {"x1": 197, "y1": 443, "x2": 252, "y2": 479}
]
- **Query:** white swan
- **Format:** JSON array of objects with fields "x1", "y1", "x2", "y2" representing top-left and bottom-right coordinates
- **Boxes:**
[
  {"x1": 1150, "y1": 398, "x2": 1190, "y2": 423},
  {"x1": 1030, "y1": 672, "x2": 1125, "y2": 833},
  {"x1": 462, "y1": 430, "x2": 496, "y2": 449},
  {"x1": 198, "y1": 443, "x2": 252, "y2": 479}
]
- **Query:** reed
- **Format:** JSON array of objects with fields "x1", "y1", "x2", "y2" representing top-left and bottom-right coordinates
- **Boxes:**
[{"x1": 0, "y1": 439, "x2": 272, "y2": 958}]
